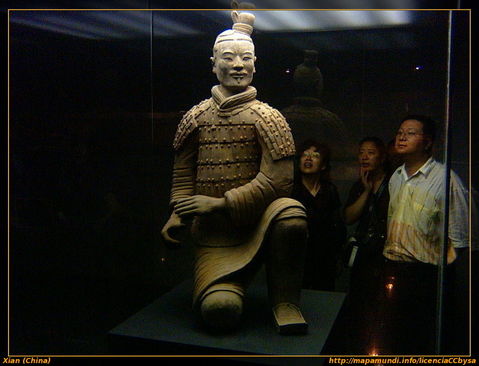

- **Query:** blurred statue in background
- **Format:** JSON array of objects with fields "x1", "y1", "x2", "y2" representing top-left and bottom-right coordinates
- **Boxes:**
[
  {"x1": 282, "y1": 50, "x2": 351, "y2": 154},
  {"x1": 161, "y1": 9, "x2": 309, "y2": 335},
  {"x1": 282, "y1": 50, "x2": 356, "y2": 188}
]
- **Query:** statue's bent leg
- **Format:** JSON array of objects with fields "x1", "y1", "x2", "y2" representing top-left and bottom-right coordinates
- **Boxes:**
[
  {"x1": 194, "y1": 240, "x2": 263, "y2": 332},
  {"x1": 266, "y1": 216, "x2": 308, "y2": 334},
  {"x1": 199, "y1": 283, "x2": 244, "y2": 332}
]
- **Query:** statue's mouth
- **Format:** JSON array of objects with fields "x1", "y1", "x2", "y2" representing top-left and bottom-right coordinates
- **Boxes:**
[{"x1": 231, "y1": 73, "x2": 247, "y2": 80}]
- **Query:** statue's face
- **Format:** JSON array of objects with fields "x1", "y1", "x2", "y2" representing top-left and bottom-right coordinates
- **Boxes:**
[{"x1": 212, "y1": 39, "x2": 256, "y2": 94}]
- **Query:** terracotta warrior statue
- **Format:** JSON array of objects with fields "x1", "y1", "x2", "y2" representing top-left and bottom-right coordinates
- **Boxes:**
[{"x1": 161, "y1": 9, "x2": 309, "y2": 335}]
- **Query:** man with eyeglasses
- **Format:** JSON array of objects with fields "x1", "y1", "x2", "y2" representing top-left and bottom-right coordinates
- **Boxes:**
[{"x1": 378, "y1": 115, "x2": 469, "y2": 354}]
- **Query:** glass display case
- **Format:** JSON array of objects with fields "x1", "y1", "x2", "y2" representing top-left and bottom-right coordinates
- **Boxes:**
[{"x1": 8, "y1": 7, "x2": 473, "y2": 357}]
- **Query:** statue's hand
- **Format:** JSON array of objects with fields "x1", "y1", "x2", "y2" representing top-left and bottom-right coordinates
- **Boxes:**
[
  {"x1": 174, "y1": 195, "x2": 226, "y2": 218},
  {"x1": 161, "y1": 212, "x2": 186, "y2": 248}
]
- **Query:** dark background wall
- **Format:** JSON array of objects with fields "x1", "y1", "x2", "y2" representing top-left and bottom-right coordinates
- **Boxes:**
[{"x1": 7, "y1": 8, "x2": 472, "y2": 356}]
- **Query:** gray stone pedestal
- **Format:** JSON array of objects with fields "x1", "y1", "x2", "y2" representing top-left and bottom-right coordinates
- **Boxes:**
[{"x1": 109, "y1": 270, "x2": 345, "y2": 364}]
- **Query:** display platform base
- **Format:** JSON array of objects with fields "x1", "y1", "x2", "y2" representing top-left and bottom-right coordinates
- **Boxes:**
[{"x1": 109, "y1": 269, "x2": 345, "y2": 365}]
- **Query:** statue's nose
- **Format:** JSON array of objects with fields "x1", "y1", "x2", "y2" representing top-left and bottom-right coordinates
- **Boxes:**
[{"x1": 233, "y1": 57, "x2": 244, "y2": 70}]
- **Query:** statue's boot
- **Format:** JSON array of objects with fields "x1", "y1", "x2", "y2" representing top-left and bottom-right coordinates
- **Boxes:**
[
  {"x1": 272, "y1": 302, "x2": 308, "y2": 335},
  {"x1": 266, "y1": 216, "x2": 309, "y2": 335}
]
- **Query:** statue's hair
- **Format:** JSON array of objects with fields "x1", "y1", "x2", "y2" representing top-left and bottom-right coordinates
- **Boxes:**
[{"x1": 212, "y1": 10, "x2": 255, "y2": 58}]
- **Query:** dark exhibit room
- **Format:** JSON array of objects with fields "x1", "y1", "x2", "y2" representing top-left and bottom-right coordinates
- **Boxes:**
[{"x1": 4, "y1": 0, "x2": 477, "y2": 363}]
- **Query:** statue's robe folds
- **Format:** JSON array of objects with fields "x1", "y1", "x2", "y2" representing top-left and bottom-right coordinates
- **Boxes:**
[{"x1": 170, "y1": 85, "x2": 306, "y2": 309}]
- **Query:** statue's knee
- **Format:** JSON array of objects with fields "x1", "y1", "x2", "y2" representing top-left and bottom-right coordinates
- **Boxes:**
[
  {"x1": 200, "y1": 291, "x2": 243, "y2": 331},
  {"x1": 273, "y1": 217, "x2": 308, "y2": 238}
]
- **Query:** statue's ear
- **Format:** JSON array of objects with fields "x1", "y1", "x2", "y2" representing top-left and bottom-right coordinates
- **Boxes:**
[{"x1": 211, "y1": 56, "x2": 216, "y2": 72}]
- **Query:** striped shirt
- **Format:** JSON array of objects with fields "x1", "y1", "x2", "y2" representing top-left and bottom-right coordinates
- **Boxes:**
[{"x1": 383, "y1": 157, "x2": 469, "y2": 264}]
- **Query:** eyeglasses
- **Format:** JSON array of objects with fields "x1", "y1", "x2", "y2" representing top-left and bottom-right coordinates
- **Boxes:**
[
  {"x1": 302, "y1": 151, "x2": 321, "y2": 159},
  {"x1": 396, "y1": 130, "x2": 423, "y2": 139}
]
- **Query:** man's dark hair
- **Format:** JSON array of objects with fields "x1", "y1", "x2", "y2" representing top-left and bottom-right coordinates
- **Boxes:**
[{"x1": 400, "y1": 114, "x2": 436, "y2": 151}]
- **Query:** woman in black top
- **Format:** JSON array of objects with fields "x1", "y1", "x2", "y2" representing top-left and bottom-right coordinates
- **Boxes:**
[
  {"x1": 344, "y1": 137, "x2": 390, "y2": 271},
  {"x1": 342, "y1": 136, "x2": 391, "y2": 353},
  {"x1": 292, "y1": 140, "x2": 346, "y2": 291}
]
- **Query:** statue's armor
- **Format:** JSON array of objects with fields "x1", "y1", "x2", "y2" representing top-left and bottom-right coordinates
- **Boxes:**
[
  {"x1": 173, "y1": 87, "x2": 295, "y2": 200},
  {"x1": 196, "y1": 102, "x2": 260, "y2": 198}
]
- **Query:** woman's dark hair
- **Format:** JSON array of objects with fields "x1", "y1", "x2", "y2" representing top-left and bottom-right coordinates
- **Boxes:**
[
  {"x1": 358, "y1": 136, "x2": 390, "y2": 173},
  {"x1": 359, "y1": 136, "x2": 386, "y2": 155},
  {"x1": 297, "y1": 139, "x2": 331, "y2": 182}
]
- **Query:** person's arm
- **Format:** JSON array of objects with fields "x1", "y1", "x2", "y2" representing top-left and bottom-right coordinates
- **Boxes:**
[
  {"x1": 344, "y1": 169, "x2": 372, "y2": 225},
  {"x1": 447, "y1": 171, "x2": 469, "y2": 263},
  {"x1": 161, "y1": 129, "x2": 199, "y2": 246},
  {"x1": 332, "y1": 186, "x2": 347, "y2": 245},
  {"x1": 169, "y1": 133, "x2": 198, "y2": 207}
]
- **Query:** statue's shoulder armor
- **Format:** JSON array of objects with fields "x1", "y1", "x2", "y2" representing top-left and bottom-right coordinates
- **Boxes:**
[
  {"x1": 251, "y1": 101, "x2": 296, "y2": 160},
  {"x1": 173, "y1": 99, "x2": 212, "y2": 150}
]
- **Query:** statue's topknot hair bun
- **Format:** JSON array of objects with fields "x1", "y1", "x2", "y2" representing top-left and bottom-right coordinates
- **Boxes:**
[{"x1": 231, "y1": 10, "x2": 255, "y2": 36}]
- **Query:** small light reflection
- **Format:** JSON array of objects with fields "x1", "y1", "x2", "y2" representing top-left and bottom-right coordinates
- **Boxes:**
[
  {"x1": 160, "y1": 257, "x2": 166, "y2": 263},
  {"x1": 385, "y1": 275, "x2": 395, "y2": 298},
  {"x1": 415, "y1": 65, "x2": 424, "y2": 71},
  {"x1": 285, "y1": 69, "x2": 291, "y2": 74}
]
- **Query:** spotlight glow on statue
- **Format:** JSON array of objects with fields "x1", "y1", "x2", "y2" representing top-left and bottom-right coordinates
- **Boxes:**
[{"x1": 161, "y1": 10, "x2": 309, "y2": 334}]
